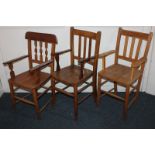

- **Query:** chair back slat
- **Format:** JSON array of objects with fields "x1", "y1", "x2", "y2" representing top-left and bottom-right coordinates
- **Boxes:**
[
  {"x1": 45, "y1": 42, "x2": 48, "y2": 61},
  {"x1": 34, "y1": 41, "x2": 38, "y2": 61},
  {"x1": 135, "y1": 39, "x2": 142, "y2": 60},
  {"x1": 129, "y1": 37, "x2": 135, "y2": 58},
  {"x1": 88, "y1": 38, "x2": 92, "y2": 58},
  {"x1": 120, "y1": 29, "x2": 150, "y2": 40},
  {"x1": 78, "y1": 36, "x2": 82, "y2": 60},
  {"x1": 123, "y1": 36, "x2": 129, "y2": 57},
  {"x1": 83, "y1": 37, "x2": 87, "y2": 60},
  {"x1": 39, "y1": 41, "x2": 43, "y2": 62},
  {"x1": 73, "y1": 28, "x2": 97, "y2": 39}
]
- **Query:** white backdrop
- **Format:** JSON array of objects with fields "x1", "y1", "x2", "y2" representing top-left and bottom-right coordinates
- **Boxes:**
[{"x1": 0, "y1": 26, "x2": 154, "y2": 94}]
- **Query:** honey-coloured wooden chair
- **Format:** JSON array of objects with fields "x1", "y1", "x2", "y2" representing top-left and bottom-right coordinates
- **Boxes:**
[
  {"x1": 51, "y1": 27, "x2": 101, "y2": 119},
  {"x1": 97, "y1": 27, "x2": 153, "y2": 119},
  {"x1": 3, "y1": 32, "x2": 57, "y2": 119}
]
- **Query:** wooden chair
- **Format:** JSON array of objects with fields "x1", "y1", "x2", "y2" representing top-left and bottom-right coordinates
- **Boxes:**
[
  {"x1": 51, "y1": 27, "x2": 101, "y2": 119},
  {"x1": 97, "y1": 27, "x2": 153, "y2": 119},
  {"x1": 3, "y1": 32, "x2": 57, "y2": 119}
]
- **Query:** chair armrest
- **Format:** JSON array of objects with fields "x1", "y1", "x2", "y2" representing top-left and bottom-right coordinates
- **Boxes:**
[
  {"x1": 55, "y1": 49, "x2": 71, "y2": 56},
  {"x1": 53, "y1": 49, "x2": 71, "y2": 71},
  {"x1": 130, "y1": 58, "x2": 146, "y2": 80},
  {"x1": 131, "y1": 58, "x2": 147, "y2": 68},
  {"x1": 3, "y1": 55, "x2": 29, "y2": 66},
  {"x1": 98, "y1": 50, "x2": 116, "y2": 59},
  {"x1": 3, "y1": 55, "x2": 29, "y2": 79},
  {"x1": 99, "y1": 50, "x2": 116, "y2": 70},
  {"x1": 30, "y1": 60, "x2": 53, "y2": 73}
]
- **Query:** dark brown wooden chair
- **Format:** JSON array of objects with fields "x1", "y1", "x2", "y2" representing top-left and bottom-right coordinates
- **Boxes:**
[
  {"x1": 3, "y1": 32, "x2": 57, "y2": 119},
  {"x1": 97, "y1": 27, "x2": 153, "y2": 119},
  {"x1": 51, "y1": 27, "x2": 101, "y2": 119}
]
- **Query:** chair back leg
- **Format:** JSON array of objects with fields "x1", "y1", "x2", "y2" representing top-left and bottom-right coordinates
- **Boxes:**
[{"x1": 73, "y1": 85, "x2": 78, "y2": 120}]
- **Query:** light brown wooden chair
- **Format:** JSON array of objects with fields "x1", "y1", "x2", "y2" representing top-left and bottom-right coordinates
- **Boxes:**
[
  {"x1": 97, "y1": 27, "x2": 153, "y2": 119},
  {"x1": 51, "y1": 27, "x2": 101, "y2": 119},
  {"x1": 3, "y1": 32, "x2": 57, "y2": 119}
]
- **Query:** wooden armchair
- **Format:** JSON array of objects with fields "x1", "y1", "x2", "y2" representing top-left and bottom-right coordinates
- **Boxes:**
[
  {"x1": 3, "y1": 32, "x2": 57, "y2": 119},
  {"x1": 97, "y1": 27, "x2": 153, "y2": 119},
  {"x1": 51, "y1": 27, "x2": 101, "y2": 119}
]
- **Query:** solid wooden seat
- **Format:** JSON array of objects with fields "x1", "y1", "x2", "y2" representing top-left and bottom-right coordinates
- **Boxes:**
[
  {"x1": 98, "y1": 64, "x2": 141, "y2": 86},
  {"x1": 12, "y1": 71, "x2": 51, "y2": 89},
  {"x1": 52, "y1": 65, "x2": 93, "y2": 85},
  {"x1": 97, "y1": 27, "x2": 153, "y2": 120},
  {"x1": 3, "y1": 32, "x2": 57, "y2": 119}
]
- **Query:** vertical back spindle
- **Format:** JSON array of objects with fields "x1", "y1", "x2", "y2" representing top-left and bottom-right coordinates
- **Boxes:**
[
  {"x1": 34, "y1": 41, "x2": 38, "y2": 61},
  {"x1": 88, "y1": 38, "x2": 92, "y2": 58},
  {"x1": 40, "y1": 41, "x2": 43, "y2": 62},
  {"x1": 78, "y1": 36, "x2": 81, "y2": 60},
  {"x1": 83, "y1": 37, "x2": 87, "y2": 59},
  {"x1": 45, "y1": 42, "x2": 48, "y2": 61}
]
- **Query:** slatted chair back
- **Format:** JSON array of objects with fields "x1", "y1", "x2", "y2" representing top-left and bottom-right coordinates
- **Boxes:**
[
  {"x1": 25, "y1": 32, "x2": 57, "y2": 71},
  {"x1": 70, "y1": 27, "x2": 101, "y2": 71},
  {"x1": 115, "y1": 28, "x2": 153, "y2": 64}
]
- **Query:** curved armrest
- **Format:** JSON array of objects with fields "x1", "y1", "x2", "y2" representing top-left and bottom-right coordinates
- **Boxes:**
[
  {"x1": 99, "y1": 50, "x2": 116, "y2": 59},
  {"x1": 30, "y1": 60, "x2": 53, "y2": 73},
  {"x1": 130, "y1": 57, "x2": 147, "y2": 80},
  {"x1": 3, "y1": 55, "x2": 29, "y2": 66},
  {"x1": 131, "y1": 58, "x2": 147, "y2": 68},
  {"x1": 99, "y1": 50, "x2": 116, "y2": 70},
  {"x1": 53, "y1": 49, "x2": 71, "y2": 72},
  {"x1": 55, "y1": 49, "x2": 71, "y2": 56}
]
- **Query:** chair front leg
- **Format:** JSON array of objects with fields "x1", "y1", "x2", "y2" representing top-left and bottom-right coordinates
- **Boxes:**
[
  {"x1": 73, "y1": 85, "x2": 78, "y2": 120},
  {"x1": 32, "y1": 89, "x2": 41, "y2": 120},
  {"x1": 123, "y1": 86, "x2": 130, "y2": 120},
  {"x1": 9, "y1": 80, "x2": 16, "y2": 109}
]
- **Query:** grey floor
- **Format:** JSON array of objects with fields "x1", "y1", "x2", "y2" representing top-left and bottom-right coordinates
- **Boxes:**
[{"x1": 0, "y1": 93, "x2": 155, "y2": 128}]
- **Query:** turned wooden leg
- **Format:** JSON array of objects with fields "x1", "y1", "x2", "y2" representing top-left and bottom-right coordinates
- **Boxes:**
[
  {"x1": 97, "y1": 75, "x2": 101, "y2": 105},
  {"x1": 114, "y1": 82, "x2": 117, "y2": 95},
  {"x1": 73, "y1": 85, "x2": 78, "y2": 120},
  {"x1": 123, "y1": 86, "x2": 130, "y2": 120},
  {"x1": 51, "y1": 78, "x2": 56, "y2": 105},
  {"x1": 32, "y1": 89, "x2": 41, "y2": 120},
  {"x1": 9, "y1": 80, "x2": 16, "y2": 109}
]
